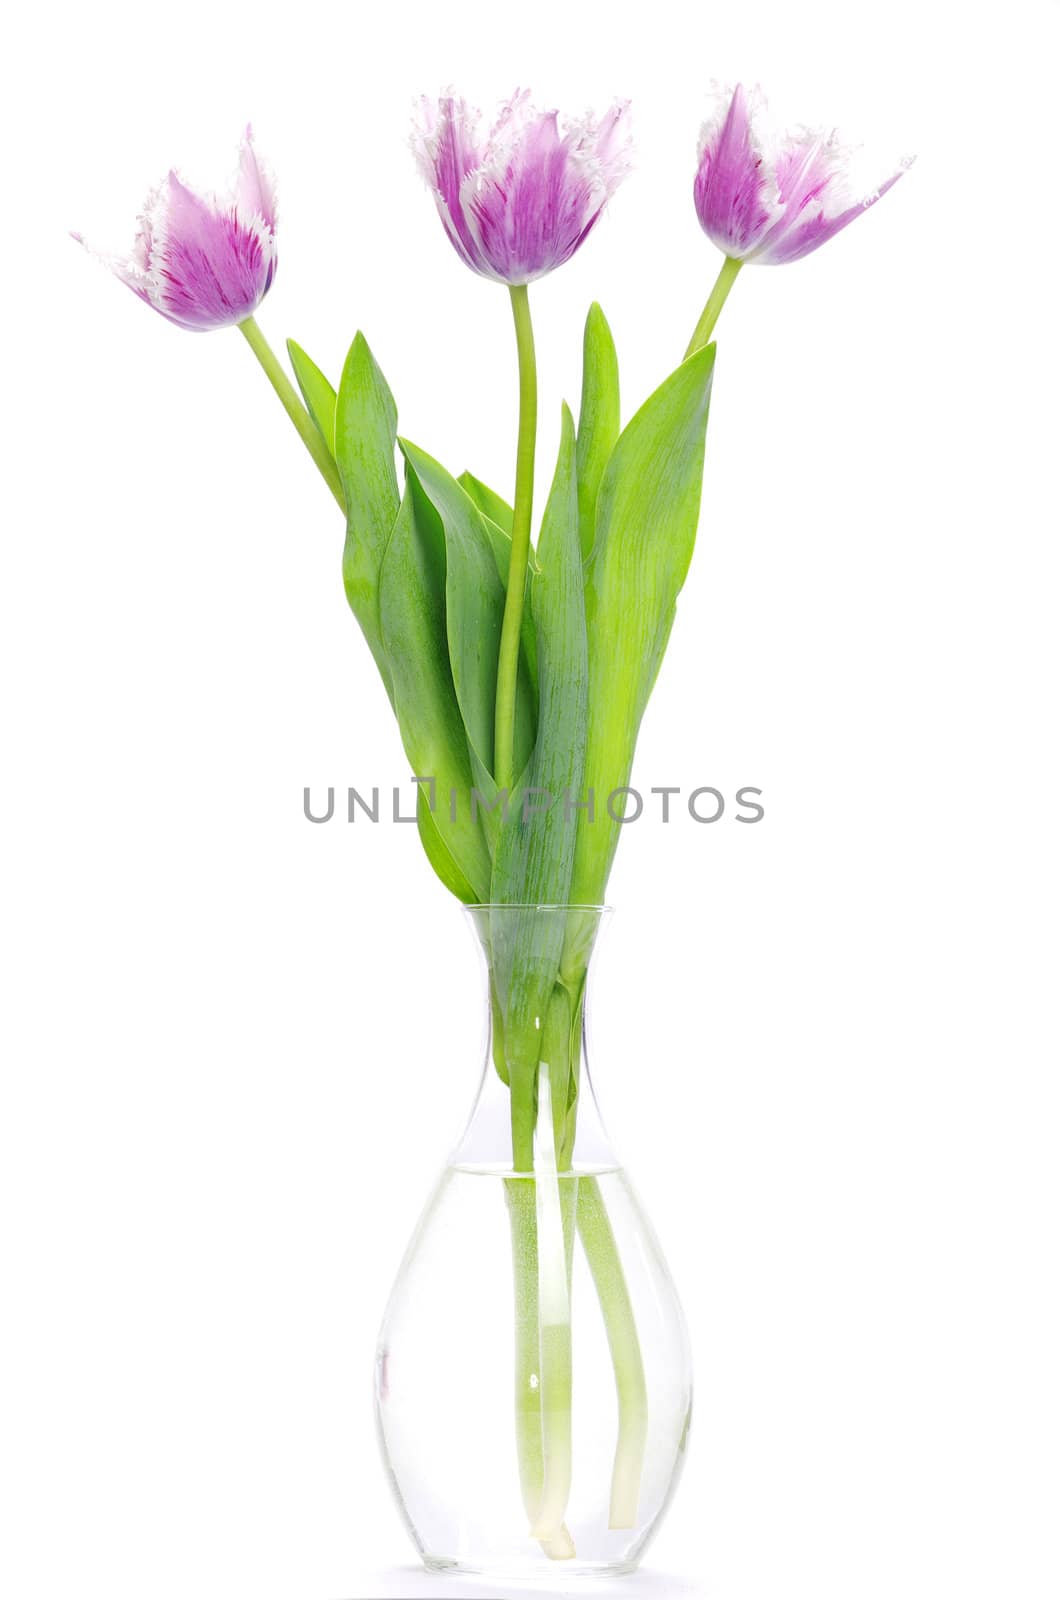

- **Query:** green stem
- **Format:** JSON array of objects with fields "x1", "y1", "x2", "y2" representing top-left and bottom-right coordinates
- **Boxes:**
[
  {"x1": 684, "y1": 255, "x2": 743, "y2": 360},
  {"x1": 558, "y1": 985, "x2": 587, "y2": 1171},
  {"x1": 504, "y1": 1173, "x2": 577, "y2": 1561},
  {"x1": 577, "y1": 1176, "x2": 649, "y2": 1528},
  {"x1": 238, "y1": 316, "x2": 345, "y2": 510},
  {"x1": 501, "y1": 983, "x2": 579, "y2": 1558},
  {"x1": 501, "y1": 971, "x2": 647, "y2": 1548},
  {"x1": 494, "y1": 284, "x2": 538, "y2": 790},
  {"x1": 529, "y1": 1059, "x2": 574, "y2": 1545},
  {"x1": 505, "y1": 1179, "x2": 545, "y2": 1512}
]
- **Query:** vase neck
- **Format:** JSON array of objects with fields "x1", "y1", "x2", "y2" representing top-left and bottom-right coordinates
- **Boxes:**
[{"x1": 451, "y1": 906, "x2": 616, "y2": 1176}]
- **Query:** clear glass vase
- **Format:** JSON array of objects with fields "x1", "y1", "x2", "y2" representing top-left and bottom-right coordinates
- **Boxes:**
[{"x1": 374, "y1": 906, "x2": 692, "y2": 1578}]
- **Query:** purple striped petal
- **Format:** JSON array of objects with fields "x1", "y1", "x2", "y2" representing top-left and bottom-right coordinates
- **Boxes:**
[
  {"x1": 757, "y1": 162, "x2": 907, "y2": 265},
  {"x1": 76, "y1": 129, "x2": 277, "y2": 331},
  {"x1": 693, "y1": 85, "x2": 910, "y2": 268},
  {"x1": 412, "y1": 90, "x2": 632, "y2": 285},
  {"x1": 411, "y1": 94, "x2": 489, "y2": 273},
  {"x1": 693, "y1": 84, "x2": 775, "y2": 258},
  {"x1": 235, "y1": 124, "x2": 277, "y2": 231}
]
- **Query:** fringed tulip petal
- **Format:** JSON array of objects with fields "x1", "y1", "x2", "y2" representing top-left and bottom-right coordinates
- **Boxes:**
[
  {"x1": 412, "y1": 90, "x2": 632, "y2": 285},
  {"x1": 235, "y1": 125, "x2": 277, "y2": 231},
  {"x1": 76, "y1": 129, "x2": 277, "y2": 331},
  {"x1": 693, "y1": 84, "x2": 776, "y2": 260},
  {"x1": 411, "y1": 94, "x2": 487, "y2": 273},
  {"x1": 761, "y1": 166, "x2": 906, "y2": 265},
  {"x1": 694, "y1": 84, "x2": 910, "y2": 267}
]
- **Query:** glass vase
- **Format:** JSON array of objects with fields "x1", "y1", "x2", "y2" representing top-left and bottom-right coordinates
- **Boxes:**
[{"x1": 374, "y1": 906, "x2": 692, "y2": 1578}]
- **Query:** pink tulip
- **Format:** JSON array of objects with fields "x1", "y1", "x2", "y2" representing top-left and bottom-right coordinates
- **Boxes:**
[
  {"x1": 75, "y1": 128, "x2": 277, "y2": 330},
  {"x1": 411, "y1": 90, "x2": 632, "y2": 285},
  {"x1": 694, "y1": 84, "x2": 910, "y2": 266}
]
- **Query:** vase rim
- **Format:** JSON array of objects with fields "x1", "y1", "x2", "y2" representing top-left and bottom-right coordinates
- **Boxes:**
[{"x1": 464, "y1": 902, "x2": 613, "y2": 913}]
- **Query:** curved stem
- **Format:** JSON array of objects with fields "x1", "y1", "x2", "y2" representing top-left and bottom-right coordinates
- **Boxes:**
[
  {"x1": 577, "y1": 1176, "x2": 648, "y2": 1528},
  {"x1": 238, "y1": 316, "x2": 345, "y2": 510},
  {"x1": 684, "y1": 255, "x2": 743, "y2": 360},
  {"x1": 494, "y1": 284, "x2": 538, "y2": 790}
]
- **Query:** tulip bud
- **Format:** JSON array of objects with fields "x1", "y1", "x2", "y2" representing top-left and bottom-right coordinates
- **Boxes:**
[
  {"x1": 411, "y1": 90, "x2": 632, "y2": 286},
  {"x1": 694, "y1": 84, "x2": 910, "y2": 266},
  {"x1": 74, "y1": 128, "x2": 277, "y2": 330}
]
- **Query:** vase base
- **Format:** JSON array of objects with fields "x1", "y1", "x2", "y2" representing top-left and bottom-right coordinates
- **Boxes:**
[{"x1": 422, "y1": 1554, "x2": 642, "y2": 1580}]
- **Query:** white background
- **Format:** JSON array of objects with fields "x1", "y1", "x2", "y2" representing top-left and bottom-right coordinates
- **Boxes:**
[{"x1": 2, "y1": 1, "x2": 1058, "y2": 1596}]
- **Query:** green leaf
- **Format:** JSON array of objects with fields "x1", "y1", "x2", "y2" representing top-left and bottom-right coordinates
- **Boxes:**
[
  {"x1": 287, "y1": 339, "x2": 337, "y2": 457},
  {"x1": 416, "y1": 785, "x2": 480, "y2": 903},
  {"x1": 378, "y1": 480, "x2": 492, "y2": 903},
  {"x1": 570, "y1": 343, "x2": 717, "y2": 906},
  {"x1": 491, "y1": 407, "x2": 588, "y2": 1132},
  {"x1": 458, "y1": 474, "x2": 539, "y2": 712},
  {"x1": 575, "y1": 304, "x2": 620, "y2": 560},
  {"x1": 458, "y1": 471, "x2": 513, "y2": 536},
  {"x1": 400, "y1": 441, "x2": 505, "y2": 788},
  {"x1": 493, "y1": 406, "x2": 586, "y2": 909},
  {"x1": 402, "y1": 445, "x2": 536, "y2": 802},
  {"x1": 335, "y1": 333, "x2": 400, "y2": 698}
]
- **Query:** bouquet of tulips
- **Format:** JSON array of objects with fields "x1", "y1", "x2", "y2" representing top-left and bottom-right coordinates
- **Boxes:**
[{"x1": 77, "y1": 83, "x2": 909, "y2": 1555}]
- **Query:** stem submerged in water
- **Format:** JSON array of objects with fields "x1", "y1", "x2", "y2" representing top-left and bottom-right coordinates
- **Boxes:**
[
  {"x1": 529, "y1": 1067, "x2": 575, "y2": 1543},
  {"x1": 504, "y1": 1171, "x2": 577, "y2": 1561},
  {"x1": 577, "y1": 1176, "x2": 648, "y2": 1528},
  {"x1": 496, "y1": 912, "x2": 649, "y2": 1551}
]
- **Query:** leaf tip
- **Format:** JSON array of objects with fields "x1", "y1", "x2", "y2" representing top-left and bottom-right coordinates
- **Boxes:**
[
  {"x1": 687, "y1": 338, "x2": 717, "y2": 373},
  {"x1": 340, "y1": 328, "x2": 377, "y2": 381}
]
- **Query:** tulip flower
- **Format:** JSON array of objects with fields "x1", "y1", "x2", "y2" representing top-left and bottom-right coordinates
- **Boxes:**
[
  {"x1": 685, "y1": 83, "x2": 911, "y2": 356},
  {"x1": 413, "y1": 90, "x2": 631, "y2": 795},
  {"x1": 411, "y1": 90, "x2": 632, "y2": 287},
  {"x1": 75, "y1": 127, "x2": 277, "y2": 331},
  {"x1": 75, "y1": 129, "x2": 343, "y2": 507}
]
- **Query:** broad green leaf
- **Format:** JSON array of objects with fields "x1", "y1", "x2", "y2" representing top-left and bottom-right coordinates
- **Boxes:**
[
  {"x1": 493, "y1": 407, "x2": 586, "y2": 909},
  {"x1": 402, "y1": 444, "x2": 536, "y2": 801},
  {"x1": 400, "y1": 441, "x2": 505, "y2": 788},
  {"x1": 287, "y1": 339, "x2": 337, "y2": 456},
  {"x1": 378, "y1": 479, "x2": 492, "y2": 903},
  {"x1": 570, "y1": 344, "x2": 717, "y2": 907},
  {"x1": 478, "y1": 510, "x2": 519, "y2": 588},
  {"x1": 575, "y1": 303, "x2": 620, "y2": 560},
  {"x1": 335, "y1": 333, "x2": 399, "y2": 699},
  {"x1": 416, "y1": 785, "x2": 480, "y2": 903},
  {"x1": 491, "y1": 408, "x2": 588, "y2": 1132},
  {"x1": 458, "y1": 471, "x2": 513, "y2": 536},
  {"x1": 458, "y1": 471, "x2": 539, "y2": 698}
]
